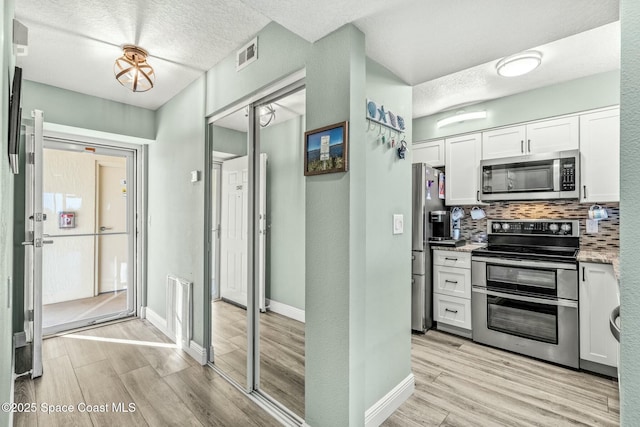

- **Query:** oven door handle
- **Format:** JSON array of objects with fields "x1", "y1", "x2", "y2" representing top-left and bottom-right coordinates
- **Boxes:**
[
  {"x1": 472, "y1": 287, "x2": 578, "y2": 308},
  {"x1": 471, "y1": 256, "x2": 577, "y2": 270}
]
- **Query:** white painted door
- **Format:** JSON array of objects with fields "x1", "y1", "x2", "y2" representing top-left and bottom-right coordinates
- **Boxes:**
[
  {"x1": 412, "y1": 139, "x2": 445, "y2": 167},
  {"x1": 97, "y1": 161, "x2": 128, "y2": 293},
  {"x1": 525, "y1": 116, "x2": 579, "y2": 154},
  {"x1": 579, "y1": 262, "x2": 618, "y2": 368},
  {"x1": 220, "y1": 155, "x2": 267, "y2": 309},
  {"x1": 481, "y1": 125, "x2": 526, "y2": 159},
  {"x1": 445, "y1": 133, "x2": 482, "y2": 205},
  {"x1": 580, "y1": 108, "x2": 620, "y2": 203},
  {"x1": 24, "y1": 110, "x2": 45, "y2": 378}
]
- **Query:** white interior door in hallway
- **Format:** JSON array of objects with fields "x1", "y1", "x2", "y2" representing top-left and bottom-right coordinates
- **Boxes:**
[{"x1": 219, "y1": 154, "x2": 266, "y2": 310}]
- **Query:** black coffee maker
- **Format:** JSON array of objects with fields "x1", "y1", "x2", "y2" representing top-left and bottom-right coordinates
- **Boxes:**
[{"x1": 429, "y1": 210, "x2": 451, "y2": 241}]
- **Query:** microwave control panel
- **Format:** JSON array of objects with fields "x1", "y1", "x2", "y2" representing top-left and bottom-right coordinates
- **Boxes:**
[{"x1": 561, "y1": 158, "x2": 576, "y2": 191}]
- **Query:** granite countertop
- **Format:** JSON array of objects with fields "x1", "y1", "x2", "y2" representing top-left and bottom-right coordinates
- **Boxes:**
[
  {"x1": 431, "y1": 242, "x2": 487, "y2": 253},
  {"x1": 577, "y1": 249, "x2": 620, "y2": 281}
]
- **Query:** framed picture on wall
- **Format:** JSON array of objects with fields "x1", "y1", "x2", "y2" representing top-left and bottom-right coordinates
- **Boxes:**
[{"x1": 304, "y1": 121, "x2": 349, "y2": 176}]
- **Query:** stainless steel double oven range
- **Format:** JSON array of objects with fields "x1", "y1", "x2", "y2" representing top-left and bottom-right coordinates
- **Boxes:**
[{"x1": 471, "y1": 219, "x2": 580, "y2": 369}]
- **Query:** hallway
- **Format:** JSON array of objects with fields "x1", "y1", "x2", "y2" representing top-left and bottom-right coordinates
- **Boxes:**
[{"x1": 13, "y1": 319, "x2": 279, "y2": 427}]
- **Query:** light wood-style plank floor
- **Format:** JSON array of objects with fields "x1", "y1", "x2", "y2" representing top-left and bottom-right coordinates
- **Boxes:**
[
  {"x1": 14, "y1": 318, "x2": 619, "y2": 426},
  {"x1": 211, "y1": 300, "x2": 305, "y2": 418},
  {"x1": 383, "y1": 330, "x2": 620, "y2": 427},
  {"x1": 13, "y1": 319, "x2": 281, "y2": 427}
]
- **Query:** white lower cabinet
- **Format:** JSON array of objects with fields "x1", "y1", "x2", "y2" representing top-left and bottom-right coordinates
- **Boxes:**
[
  {"x1": 433, "y1": 250, "x2": 472, "y2": 336},
  {"x1": 434, "y1": 294, "x2": 471, "y2": 330},
  {"x1": 579, "y1": 262, "x2": 618, "y2": 372}
]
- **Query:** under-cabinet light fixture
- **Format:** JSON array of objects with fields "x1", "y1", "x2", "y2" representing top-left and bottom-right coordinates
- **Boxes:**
[{"x1": 436, "y1": 111, "x2": 487, "y2": 128}]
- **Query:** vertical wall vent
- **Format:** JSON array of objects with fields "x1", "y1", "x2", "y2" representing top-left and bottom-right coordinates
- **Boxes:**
[
  {"x1": 236, "y1": 37, "x2": 258, "y2": 71},
  {"x1": 166, "y1": 275, "x2": 192, "y2": 350}
]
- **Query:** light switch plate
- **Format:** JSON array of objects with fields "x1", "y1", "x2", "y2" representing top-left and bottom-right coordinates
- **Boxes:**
[
  {"x1": 393, "y1": 214, "x2": 404, "y2": 235},
  {"x1": 586, "y1": 219, "x2": 599, "y2": 234},
  {"x1": 191, "y1": 170, "x2": 200, "y2": 183}
]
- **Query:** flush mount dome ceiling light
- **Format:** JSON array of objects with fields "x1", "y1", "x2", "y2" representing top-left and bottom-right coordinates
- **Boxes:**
[
  {"x1": 114, "y1": 45, "x2": 155, "y2": 92},
  {"x1": 496, "y1": 50, "x2": 542, "y2": 77}
]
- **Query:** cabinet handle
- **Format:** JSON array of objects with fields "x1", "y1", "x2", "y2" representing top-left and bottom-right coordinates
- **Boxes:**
[
  {"x1": 582, "y1": 266, "x2": 586, "y2": 282},
  {"x1": 521, "y1": 140, "x2": 524, "y2": 153},
  {"x1": 583, "y1": 185, "x2": 587, "y2": 199},
  {"x1": 445, "y1": 308, "x2": 458, "y2": 314},
  {"x1": 445, "y1": 257, "x2": 458, "y2": 261},
  {"x1": 527, "y1": 139, "x2": 531, "y2": 152},
  {"x1": 445, "y1": 280, "x2": 458, "y2": 284},
  {"x1": 477, "y1": 190, "x2": 480, "y2": 202}
]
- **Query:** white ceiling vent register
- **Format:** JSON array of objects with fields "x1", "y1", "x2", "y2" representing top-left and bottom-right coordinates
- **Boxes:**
[{"x1": 236, "y1": 37, "x2": 258, "y2": 71}]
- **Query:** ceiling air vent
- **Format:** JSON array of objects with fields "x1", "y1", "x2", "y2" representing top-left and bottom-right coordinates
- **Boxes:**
[{"x1": 236, "y1": 37, "x2": 258, "y2": 72}]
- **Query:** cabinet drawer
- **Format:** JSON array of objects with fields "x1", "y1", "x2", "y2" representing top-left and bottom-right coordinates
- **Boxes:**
[
  {"x1": 433, "y1": 250, "x2": 471, "y2": 268},
  {"x1": 434, "y1": 294, "x2": 471, "y2": 330},
  {"x1": 434, "y1": 265, "x2": 471, "y2": 298}
]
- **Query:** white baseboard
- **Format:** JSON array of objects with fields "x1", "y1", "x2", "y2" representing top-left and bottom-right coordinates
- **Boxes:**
[
  {"x1": 364, "y1": 373, "x2": 415, "y2": 427},
  {"x1": 266, "y1": 299, "x2": 305, "y2": 323},
  {"x1": 139, "y1": 306, "x2": 146, "y2": 319},
  {"x1": 186, "y1": 340, "x2": 207, "y2": 365},
  {"x1": 142, "y1": 306, "x2": 169, "y2": 337},
  {"x1": 141, "y1": 306, "x2": 206, "y2": 365}
]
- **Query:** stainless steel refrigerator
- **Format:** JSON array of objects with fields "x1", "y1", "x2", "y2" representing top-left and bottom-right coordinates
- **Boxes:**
[{"x1": 411, "y1": 163, "x2": 445, "y2": 332}]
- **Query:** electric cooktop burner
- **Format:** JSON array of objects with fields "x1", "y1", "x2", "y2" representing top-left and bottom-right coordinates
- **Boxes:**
[{"x1": 472, "y1": 219, "x2": 580, "y2": 262}]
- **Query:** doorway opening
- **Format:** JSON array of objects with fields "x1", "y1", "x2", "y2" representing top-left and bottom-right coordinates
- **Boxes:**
[{"x1": 40, "y1": 139, "x2": 137, "y2": 335}]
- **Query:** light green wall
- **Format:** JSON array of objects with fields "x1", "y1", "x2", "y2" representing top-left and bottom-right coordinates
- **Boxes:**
[
  {"x1": 364, "y1": 58, "x2": 412, "y2": 408},
  {"x1": 206, "y1": 22, "x2": 310, "y2": 116},
  {"x1": 620, "y1": 1, "x2": 640, "y2": 424},
  {"x1": 0, "y1": 1, "x2": 16, "y2": 425},
  {"x1": 210, "y1": 125, "x2": 247, "y2": 156},
  {"x1": 305, "y1": 25, "x2": 368, "y2": 426},
  {"x1": 413, "y1": 70, "x2": 620, "y2": 141},
  {"x1": 22, "y1": 80, "x2": 156, "y2": 139},
  {"x1": 147, "y1": 76, "x2": 206, "y2": 344},
  {"x1": 260, "y1": 115, "x2": 305, "y2": 310}
]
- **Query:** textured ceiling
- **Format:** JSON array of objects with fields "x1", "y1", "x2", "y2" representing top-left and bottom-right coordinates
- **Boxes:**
[
  {"x1": 413, "y1": 22, "x2": 621, "y2": 118},
  {"x1": 15, "y1": 0, "x2": 620, "y2": 115},
  {"x1": 15, "y1": 0, "x2": 271, "y2": 110},
  {"x1": 355, "y1": 0, "x2": 619, "y2": 85}
]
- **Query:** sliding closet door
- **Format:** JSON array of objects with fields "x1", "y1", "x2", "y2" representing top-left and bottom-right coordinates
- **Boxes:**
[
  {"x1": 208, "y1": 107, "x2": 251, "y2": 389},
  {"x1": 253, "y1": 87, "x2": 306, "y2": 419}
]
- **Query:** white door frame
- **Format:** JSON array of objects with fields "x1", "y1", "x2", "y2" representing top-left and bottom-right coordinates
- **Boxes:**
[
  {"x1": 41, "y1": 129, "x2": 147, "y2": 322},
  {"x1": 39, "y1": 139, "x2": 137, "y2": 335}
]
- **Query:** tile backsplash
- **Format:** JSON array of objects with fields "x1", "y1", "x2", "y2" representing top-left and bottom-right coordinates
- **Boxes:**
[{"x1": 457, "y1": 201, "x2": 619, "y2": 251}]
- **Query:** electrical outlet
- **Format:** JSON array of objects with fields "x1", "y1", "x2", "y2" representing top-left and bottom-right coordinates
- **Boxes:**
[
  {"x1": 586, "y1": 219, "x2": 599, "y2": 234},
  {"x1": 393, "y1": 214, "x2": 404, "y2": 235}
]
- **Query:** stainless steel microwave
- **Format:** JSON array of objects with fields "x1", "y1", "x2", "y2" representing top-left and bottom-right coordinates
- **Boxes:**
[{"x1": 479, "y1": 150, "x2": 579, "y2": 201}]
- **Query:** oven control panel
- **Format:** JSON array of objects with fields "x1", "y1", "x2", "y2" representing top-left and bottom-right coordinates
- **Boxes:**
[{"x1": 488, "y1": 220, "x2": 580, "y2": 237}]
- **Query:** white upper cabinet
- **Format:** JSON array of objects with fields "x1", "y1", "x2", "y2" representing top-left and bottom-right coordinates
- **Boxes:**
[
  {"x1": 412, "y1": 139, "x2": 445, "y2": 167},
  {"x1": 525, "y1": 116, "x2": 579, "y2": 154},
  {"x1": 482, "y1": 126, "x2": 526, "y2": 159},
  {"x1": 580, "y1": 108, "x2": 620, "y2": 203},
  {"x1": 445, "y1": 133, "x2": 482, "y2": 205},
  {"x1": 481, "y1": 116, "x2": 579, "y2": 160}
]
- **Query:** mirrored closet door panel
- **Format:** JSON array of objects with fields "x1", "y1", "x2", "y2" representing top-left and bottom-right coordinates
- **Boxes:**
[
  {"x1": 254, "y1": 88, "x2": 306, "y2": 418},
  {"x1": 209, "y1": 107, "x2": 251, "y2": 388}
]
